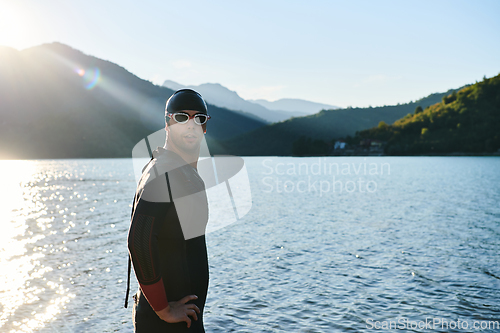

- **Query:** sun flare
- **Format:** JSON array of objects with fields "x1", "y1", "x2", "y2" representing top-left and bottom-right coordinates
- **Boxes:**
[{"x1": 0, "y1": 3, "x2": 38, "y2": 50}]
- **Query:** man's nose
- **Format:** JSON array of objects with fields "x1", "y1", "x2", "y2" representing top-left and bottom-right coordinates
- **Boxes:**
[{"x1": 186, "y1": 117, "x2": 196, "y2": 128}]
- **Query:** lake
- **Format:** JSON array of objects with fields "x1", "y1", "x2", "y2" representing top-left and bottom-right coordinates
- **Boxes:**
[{"x1": 0, "y1": 156, "x2": 499, "y2": 332}]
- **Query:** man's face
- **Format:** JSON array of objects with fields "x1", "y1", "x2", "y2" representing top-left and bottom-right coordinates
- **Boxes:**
[{"x1": 166, "y1": 110, "x2": 205, "y2": 153}]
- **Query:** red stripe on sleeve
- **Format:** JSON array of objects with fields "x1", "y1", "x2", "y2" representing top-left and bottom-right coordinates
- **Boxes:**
[{"x1": 139, "y1": 278, "x2": 169, "y2": 311}]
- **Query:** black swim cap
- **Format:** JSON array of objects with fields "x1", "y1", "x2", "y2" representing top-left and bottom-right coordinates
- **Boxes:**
[{"x1": 165, "y1": 89, "x2": 208, "y2": 115}]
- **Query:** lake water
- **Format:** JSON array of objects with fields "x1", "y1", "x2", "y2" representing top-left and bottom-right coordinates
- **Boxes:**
[{"x1": 0, "y1": 156, "x2": 499, "y2": 332}]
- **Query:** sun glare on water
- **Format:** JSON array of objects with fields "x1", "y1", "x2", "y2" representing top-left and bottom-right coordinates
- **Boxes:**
[{"x1": 0, "y1": 161, "x2": 75, "y2": 332}]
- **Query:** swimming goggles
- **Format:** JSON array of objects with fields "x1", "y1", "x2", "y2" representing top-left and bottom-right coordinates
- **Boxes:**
[{"x1": 167, "y1": 112, "x2": 211, "y2": 125}]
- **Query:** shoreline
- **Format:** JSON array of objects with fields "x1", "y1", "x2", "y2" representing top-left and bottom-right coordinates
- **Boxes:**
[{"x1": 1, "y1": 151, "x2": 500, "y2": 160}]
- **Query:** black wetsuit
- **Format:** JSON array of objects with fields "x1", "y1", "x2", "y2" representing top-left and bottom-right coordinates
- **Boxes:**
[{"x1": 127, "y1": 148, "x2": 209, "y2": 332}]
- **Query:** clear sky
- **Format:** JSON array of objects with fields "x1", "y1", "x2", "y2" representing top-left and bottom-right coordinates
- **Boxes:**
[{"x1": 1, "y1": 0, "x2": 499, "y2": 107}]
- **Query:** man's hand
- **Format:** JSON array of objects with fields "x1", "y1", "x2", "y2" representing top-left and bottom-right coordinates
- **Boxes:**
[{"x1": 155, "y1": 295, "x2": 200, "y2": 328}]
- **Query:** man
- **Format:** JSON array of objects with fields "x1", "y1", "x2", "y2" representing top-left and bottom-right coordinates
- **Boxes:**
[{"x1": 127, "y1": 89, "x2": 211, "y2": 332}]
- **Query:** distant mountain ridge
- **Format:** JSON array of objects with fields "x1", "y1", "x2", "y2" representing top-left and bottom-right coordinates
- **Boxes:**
[
  {"x1": 0, "y1": 42, "x2": 266, "y2": 159},
  {"x1": 162, "y1": 80, "x2": 332, "y2": 123},
  {"x1": 251, "y1": 98, "x2": 337, "y2": 114},
  {"x1": 163, "y1": 81, "x2": 272, "y2": 123}
]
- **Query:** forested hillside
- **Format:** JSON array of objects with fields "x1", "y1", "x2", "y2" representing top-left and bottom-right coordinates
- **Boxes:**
[{"x1": 353, "y1": 74, "x2": 500, "y2": 155}]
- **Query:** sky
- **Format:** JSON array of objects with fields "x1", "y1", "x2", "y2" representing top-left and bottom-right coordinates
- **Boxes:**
[{"x1": 0, "y1": 0, "x2": 499, "y2": 108}]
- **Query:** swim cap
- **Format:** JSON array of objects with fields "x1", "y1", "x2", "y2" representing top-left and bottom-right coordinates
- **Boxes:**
[{"x1": 165, "y1": 89, "x2": 208, "y2": 115}]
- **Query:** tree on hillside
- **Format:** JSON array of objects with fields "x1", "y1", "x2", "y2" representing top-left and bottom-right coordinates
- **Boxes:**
[{"x1": 378, "y1": 121, "x2": 388, "y2": 130}]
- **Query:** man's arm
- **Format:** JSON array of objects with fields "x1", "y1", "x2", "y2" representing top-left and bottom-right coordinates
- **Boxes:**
[{"x1": 127, "y1": 198, "x2": 170, "y2": 311}]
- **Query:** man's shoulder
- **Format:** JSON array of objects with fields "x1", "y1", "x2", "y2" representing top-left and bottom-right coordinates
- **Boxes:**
[
  {"x1": 141, "y1": 148, "x2": 185, "y2": 174},
  {"x1": 137, "y1": 168, "x2": 172, "y2": 203},
  {"x1": 136, "y1": 147, "x2": 203, "y2": 202},
  {"x1": 136, "y1": 150, "x2": 179, "y2": 203}
]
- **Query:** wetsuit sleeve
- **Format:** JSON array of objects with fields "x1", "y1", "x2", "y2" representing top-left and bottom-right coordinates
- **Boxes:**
[{"x1": 127, "y1": 175, "x2": 172, "y2": 312}]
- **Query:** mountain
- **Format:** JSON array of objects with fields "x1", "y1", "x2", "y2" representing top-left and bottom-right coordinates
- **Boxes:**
[
  {"x1": 0, "y1": 43, "x2": 266, "y2": 159},
  {"x1": 162, "y1": 80, "x2": 308, "y2": 123},
  {"x1": 162, "y1": 80, "x2": 185, "y2": 91},
  {"x1": 352, "y1": 74, "x2": 500, "y2": 155},
  {"x1": 215, "y1": 86, "x2": 468, "y2": 156},
  {"x1": 251, "y1": 98, "x2": 337, "y2": 114}
]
